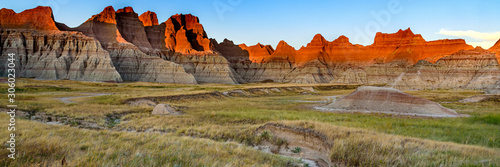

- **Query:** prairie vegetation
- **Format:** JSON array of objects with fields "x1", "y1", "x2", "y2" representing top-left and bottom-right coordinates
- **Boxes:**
[{"x1": 0, "y1": 78, "x2": 499, "y2": 166}]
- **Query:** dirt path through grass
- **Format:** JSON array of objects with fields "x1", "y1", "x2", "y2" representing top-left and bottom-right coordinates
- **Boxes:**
[{"x1": 56, "y1": 93, "x2": 112, "y2": 104}]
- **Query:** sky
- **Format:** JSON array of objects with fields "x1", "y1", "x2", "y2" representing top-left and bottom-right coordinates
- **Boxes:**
[{"x1": 2, "y1": 0, "x2": 500, "y2": 49}]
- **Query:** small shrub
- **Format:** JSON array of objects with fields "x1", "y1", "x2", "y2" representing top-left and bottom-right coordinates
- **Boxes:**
[
  {"x1": 291, "y1": 146, "x2": 301, "y2": 153},
  {"x1": 260, "y1": 131, "x2": 270, "y2": 140}
]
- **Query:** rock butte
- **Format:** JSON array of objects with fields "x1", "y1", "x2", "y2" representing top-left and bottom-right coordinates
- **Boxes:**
[
  {"x1": 0, "y1": 30, "x2": 122, "y2": 82},
  {"x1": 1, "y1": 6, "x2": 499, "y2": 89},
  {"x1": 139, "y1": 11, "x2": 159, "y2": 26},
  {"x1": 0, "y1": 6, "x2": 58, "y2": 31},
  {"x1": 165, "y1": 13, "x2": 214, "y2": 54},
  {"x1": 322, "y1": 86, "x2": 459, "y2": 117},
  {"x1": 233, "y1": 28, "x2": 473, "y2": 66}
]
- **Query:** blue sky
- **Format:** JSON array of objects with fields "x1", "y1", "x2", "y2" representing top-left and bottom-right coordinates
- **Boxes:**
[{"x1": 2, "y1": 0, "x2": 499, "y2": 49}]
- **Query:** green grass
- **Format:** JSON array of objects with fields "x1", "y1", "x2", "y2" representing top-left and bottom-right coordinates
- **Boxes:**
[
  {"x1": 0, "y1": 78, "x2": 499, "y2": 166},
  {"x1": 145, "y1": 94, "x2": 500, "y2": 148}
]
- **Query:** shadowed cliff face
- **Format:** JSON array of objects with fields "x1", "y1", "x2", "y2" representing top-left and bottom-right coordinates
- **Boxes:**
[{"x1": 115, "y1": 7, "x2": 155, "y2": 52}]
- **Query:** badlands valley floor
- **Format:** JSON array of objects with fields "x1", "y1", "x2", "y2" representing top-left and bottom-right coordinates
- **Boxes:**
[{"x1": 0, "y1": 79, "x2": 499, "y2": 166}]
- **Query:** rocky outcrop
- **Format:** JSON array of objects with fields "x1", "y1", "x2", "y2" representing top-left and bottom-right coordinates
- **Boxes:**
[
  {"x1": 321, "y1": 86, "x2": 459, "y2": 117},
  {"x1": 215, "y1": 28, "x2": 477, "y2": 85},
  {"x1": 65, "y1": 6, "x2": 121, "y2": 46},
  {"x1": 371, "y1": 29, "x2": 473, "y2": 64},
  {"x1": 485, "y1": 80, "x2": 500, "y2": 94},
  {"x1": 224, "y1": 28, "x2": 472, "y2": 68},
  {"x1": 106, "y1": 43, "x2": 196, "y2": 83},
  {"x1": 391, "y1": 47, "x2": 500, "y2": 90},
  {"x1": 65, "y1": 6, "x2": 237, "y2": 84},
  {"x1": 115, "y1": 7, "x2": 155, "y2": 53},
  {"x1": 140, "y1": 11, "x2": 166, "y2": 53},
  {"x1": 238, "y1": 43, "x2": 274, "y2": 63},
  {"x1": 213, "y1": 38, "x2": 250, "y2": 63},
  {"x1": 167, "y1": 53, "x2": 242, "y2": 84},
  {"x1": 139, "y1": 11, "x2": 159, "y2": 27},
  {"x1": 292, "y1": 28, "x2": 473, "y2": 66},
  {"x1": 2, "y1": 6, "x2": 498, "y2": 88},
  {"x1": 61, "y1": 6, "x2": 197, "y2": 84},
  {"x1": 0, "y1": 6, "x2": 58, "y2": 31},
  {"x1": 164, "y1": 14, "x2": 214, "y2": 54},
  {"x1": 0, "y1": 30, "x2": 122, "y2": 82},
  {"x1": 152, "y1": 104, "x2": 181, "y2": 115},
  {"x1": 489, "y1": 39, "x2": 500, "y2": 62},
  {"x1": 159, "y1": 16, "x2": 242, "y2": 84},
  {"x1": 0, "y1": 7, "x2": 122, "y2": 82}
]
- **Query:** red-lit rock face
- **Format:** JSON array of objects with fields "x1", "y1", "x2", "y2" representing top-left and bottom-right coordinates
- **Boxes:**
[
  {"x1": 164, "y1": 14, "x2": 213, "y2": 54},
  {"x1": 377, "y1": 29, "x2": 473, "y2": 63},
  {"x1": 490, "y1": 39, "x2": 500, "y2": 52},
  {"x1": 87, "y1": 6, "x2": 116, "y2": 24},
  {"x1": 489, "y1": 39, "x2": 500, "y2": 62},
  {"x1": 0, "y1": 6, "x2": 58, "y2": 31},
  {"x1": 235, "y1": 28, "x2": 472, "y2": 66},
  {"x1": 238, "y1": 43, "x2": 274, "y2": 63},
  {"x1": 139, "y1": 11, "x2": 159, "y2": 26},
  {"x1": 271, "y1": 40, "x2": 297, "y2": 62}
]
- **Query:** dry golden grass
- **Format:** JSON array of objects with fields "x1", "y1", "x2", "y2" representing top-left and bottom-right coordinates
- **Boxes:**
[
  {"x1": 1, "y1": 78, "x2": 499, "y2": 166},
  {"x1": 0, "y1": 114, "x2": 299, "y2": 167},
  {"x1": 275, "y1": 120, "x2": 500, "y2": 166}
]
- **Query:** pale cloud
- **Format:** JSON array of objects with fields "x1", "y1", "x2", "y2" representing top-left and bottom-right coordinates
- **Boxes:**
[
  {"x1": 438, "y1": 29, "x2": 500, "y2": 49},
  {"x1": 467, "y1": 41, "x2": 497, "y2": 49},
  {"x1": 438, "y1": 29, "x2": 500, "y2": 41}
]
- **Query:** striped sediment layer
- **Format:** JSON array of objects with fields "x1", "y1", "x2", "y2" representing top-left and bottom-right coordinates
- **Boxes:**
[
  {"x1": 0, "y1": 30, "x2": 122, "y2": 82},
  {"x1": 321, "y1": 86, "x2": 460, "y2": 117}
]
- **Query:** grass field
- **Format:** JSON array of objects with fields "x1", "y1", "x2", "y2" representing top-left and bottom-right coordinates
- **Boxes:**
[{"x1": 0, "y1": 78, "x2": 499, "y2": 166}]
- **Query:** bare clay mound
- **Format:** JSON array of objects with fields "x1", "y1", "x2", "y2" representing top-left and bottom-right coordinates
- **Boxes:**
[{"x1": 320, "y1": 86, "x2": 460, "y2": 117}]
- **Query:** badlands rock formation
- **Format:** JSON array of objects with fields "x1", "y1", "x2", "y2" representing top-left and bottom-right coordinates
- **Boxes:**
[
  {"x1": 135, "y1": 10, "x2": 242, "y2": 84},
  {"x1": 59, "y1": 6, "x2": 197, "y2": 84},
  {"x1": 222, "y1": 28, "x2": 472, "y2": 66},
  {"x1": 139, "y1": 11, "x2": 159, "y2": 27},
  {"x1": 164, "y1": 14, "x2": 213, "y2": 53},
  {"x1": 159, "y1": 14, "x2": 241, "y2": 84},
  {"x1": 0, "y1": 30, "x2": 122, "y2": 81},
  {"x1": 392, "y1": 47, "x2": 500, "y2": 90},
  {"x1": 62, "y1": 6, "x2": 239, "y2": 84},
  {"x1": 215, "y1": 29, "x2": 477, "y2": 84},
  {"x1": 489, "y1": 39, "x2": 500, "y2": 62},
  {"x1": 0, "y1": 6, "x2": 122, "y2": 82},
  {"x1": 322, "y1": 86, "x2": 459, "y2": 117},
  {"x1": 0, "y1": 6, "x2": 58, "y2": 31},
  {"x1": 1, "y1": 6, "x2": 499, "y2": 89}
]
